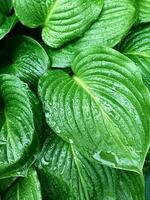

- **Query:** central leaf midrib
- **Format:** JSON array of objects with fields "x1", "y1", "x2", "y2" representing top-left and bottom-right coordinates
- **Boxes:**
[
  {"x1": 44, "y1": 0, "x2": 59, "y2": 26},
  {"x1": 73, "y1": 75, "x2": 137, "y2": 167}
]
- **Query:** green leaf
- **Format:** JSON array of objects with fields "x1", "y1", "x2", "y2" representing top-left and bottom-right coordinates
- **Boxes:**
[
  {"x1": 137, "y1": 0, "x2": 150, "y2": 23},
  {"x1": 0, "y1": 177, "x2": 16, "y2": 193},
  {"x1": 117, "y1": 170, "x2": 144, "y2": 200},
  {"x1": 0, "y1": 35, "x2": 50, "y2": 87},
  {"x1": 36, "y1": 134, "x2": 144, "y2": 200},
  {"x1": 36, "y1": 135, "x2": 118, "y2": 200},
  {"x1": 144, "y1": 167, "x2": 150, "y2": 200},
  {"x1": 119, "y1": 24, "x2": 150, "y2": 90},
  {"x1": 3, "y1": 168, "x2": 42, "y2": 200},
  {"x1": 45, "y1": 0, "x2": 137, "y2": 68},
  {"x1": 0, "y1": 1, "x2": 17, "y2": 40},
  {"x1": 13, "y1": 0, "x2": 103, "y2": 48},
  {"x1": 0, "y1": 74, "x2": 39, "y2": 179},
  {"x1": 38, "y1": 46, "x2": 150, "y2": 173}
]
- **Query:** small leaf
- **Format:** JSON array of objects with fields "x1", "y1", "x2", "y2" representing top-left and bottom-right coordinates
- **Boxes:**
[
  {"x1": 3, "y1": 168, "x2": 42, "y2": 200},
  {"x1": 0, "y1": 74, "x2": 39, "y2": 178},
  {"x1": 39, "y1": 46, "x2": 150, "y2": 173},
  {"x1": 120, "y1": 24, "x2": 150, "y2": 90},
  {"x1": 0, "y1": 0, "x2": 17, "y2": 40},
  {"x1": 45, "y1": 0, "x2": 137, "y2": 68},
  {"x1": 13, "y1": 0, "x2": 103, "y2": 48},
  {"x1": 0, "y1": 35, "x2": 50, "y2": 87}
]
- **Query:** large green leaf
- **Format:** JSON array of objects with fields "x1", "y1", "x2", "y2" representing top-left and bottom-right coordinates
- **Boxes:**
[
  {"x1": 0, "y1": 74, "x2": 39, "y2": 179},
  {"x1": 0, "y1": 35, "x2": 50, "y2": 87},
  {"x1": 13, "y1": 0, "x2": 103, "y2": 48},
  {"x1": 36, "y1": 135, "x2": 117, "y2": 200},
  {"x1": 38, "y1": 46, "x2": 150, "y2": 173},
  {"x1": 45, "y1": 0, "x2": 137, "y2": 68},
  {"x1": 119, "y1": 24, "x2": 150, "y2": 90},
  {"x1": 3, "y1": 168, "x2": 42, "y2": 200},
  {"x1": 0, "y1": 0, "x2": 17, "y2": 40},
  {"x1": 137, "y1": 0, "x2": 150, "y2": 23},
  {"x1": 36, "y1": 134, "x2": 144, "y2": 200}
]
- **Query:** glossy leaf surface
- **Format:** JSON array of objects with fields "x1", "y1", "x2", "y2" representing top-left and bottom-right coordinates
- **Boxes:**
[
  {"x1": 39, "y1": 46, "x2": 150, "y2": 173},
  {"x1": 13, "y1": 0, "x2": 103, "y2": 48}
]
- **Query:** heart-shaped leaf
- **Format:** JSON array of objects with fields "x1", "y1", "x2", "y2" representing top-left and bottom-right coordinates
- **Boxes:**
[
  {"x1": 0, "y1": 35, "x2": 50, "y2": 87},
  {"x1": 44, "y1": 0, "x2": 137, "y2": 68},
  {"x1": 13, "y1": 0, "x2": 103, "y2": 48},
  {"x1": 3, "y1": 168, "x2": 42, "y2": 200},
  {"x1": 0, "y1": 74, "x2": 40, "y2": 179},
  {"x1": 39, "y1": 46, "x2": 150, "y2": 173}
]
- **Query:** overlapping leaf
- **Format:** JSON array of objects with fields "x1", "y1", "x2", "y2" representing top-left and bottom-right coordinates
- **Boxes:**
[
  {"x1": 0, "y1": 0, "x2": 17, "y2": 40},
  {"x1": 137, "y1": 0, "x2": 150, "y2": 23},
  {"x1": 0, "y1": 35, "x2": 50, "y2": 87},
  {"x1": 45, "y1": 0, "x2": 137, "y2": 68},
  {"x1": 0, "y1": 74, "x2": 40, "y2": 179},
  {"x1": 38, "y1": 46, "x2": 150, "y2": 173},
  {"x1": 117, "y1": 170, "x2": 144, "y2": 200},
  {"x1": 3, "y1": 168, "x2": 42, "y2": 200},
  {"x1": 36, "y1": 134, "x2": 144, "y2": 200},
  {"x1": 120, "y1": 24, "x2": 150, "y2": 90},
  {"x1": 36, "y1": 134, "x2": 117, "y2": 200},
  {"x1": 13, "y1": 0, "x2": 103, "y2": 48}
]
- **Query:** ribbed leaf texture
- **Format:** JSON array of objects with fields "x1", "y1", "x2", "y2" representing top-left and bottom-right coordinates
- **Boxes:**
[
  {"x1": 0, "y1": 74, "x2": 40, "y2": 178},
  {"x1": 0, "y1": 35, "x2": 50, "y2": 87},
  {"x1": 137, "y1": 0, "x2": 150, "y2": 23},
  {"x1": 3, "y1": 168, "x2": 42, "y2": 200},
  {"x1": 36, "y1": 134, "x2": 144, "y2": 200},
  {"x1": 13, "y1": 0, "x2": 103, "y2": 48},
  {"x1": 44, "y1": 0, "x2": 137, "y2": 68},
  {"x1": 120, "y1": 24, "x2": 150, "y2": 90},
  {"x1": 38, "y1": 46, "x2": 150, "y2": 173}
]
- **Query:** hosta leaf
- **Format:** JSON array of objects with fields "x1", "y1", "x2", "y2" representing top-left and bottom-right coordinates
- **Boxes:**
[
  {"x1": 36, "y1": 135, "x2": 117, "y2": 200},
  {"x1": 3, "y1": 168, "x2": 42, "y2": 200},
  {"x1": 0, "y1": 35, "x2": 50, "y2": 87},
  {"x1": 0, "y1": 0, "x2": 17, "y2": 40},
  {"x1": 119, "y1": 24, "x2": 150, "y2": 89},
  {"x1": 117, "y1": 170, "x2": 144, "y2": 200},
  {"x1": 36, "y1": 134, "x2": 144, "y2": 200},
  {"x1": 0, "y1": 177, "x2": 16, "y2": 193},
  {"x1": 13, "y1": 0, "x2": 103, "y2": 48},
  {"x1": 144, "y1": 167, "x2": 150, "y2": 200},
  {"x1": 39, "y1": 46, "x2": 150, "y2": 173},
  {"x1": 0, "y1": 74, "x2": 39, "y2": 179},
  {"x1": 45, "y1": 0, "x2": 137, "y2": 68},
  {"x1": 27, "y1": 91, "x2": 43, "y2": 147},
  {"x1": 137, "y1": 0, "x2": 150, "y2": 23}
]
